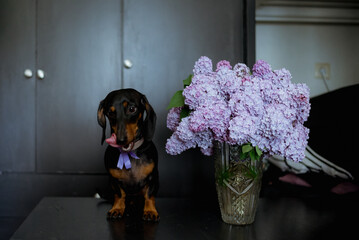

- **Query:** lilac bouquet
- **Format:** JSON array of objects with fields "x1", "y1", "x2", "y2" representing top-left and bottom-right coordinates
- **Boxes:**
[{"x1": 166, "y1": 57, "x2": 310, "y2": 162}]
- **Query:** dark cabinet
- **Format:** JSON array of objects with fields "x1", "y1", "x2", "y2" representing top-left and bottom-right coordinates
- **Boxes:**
[
  {"x1": 35, "y1": 0, "x2": 122, "y2": 172},
  {"x1": 1, "y1": 0, "x2": 254, "y2": 180},
  {"x1": 0, "y1": 0, "x2": 37, "y2": 172},
  {"x1": 122, "y1": 0, "x2": 251, "y2": 195},
  {"x1": 0, "y1": 0, "x2": 122, "y2": 173}
]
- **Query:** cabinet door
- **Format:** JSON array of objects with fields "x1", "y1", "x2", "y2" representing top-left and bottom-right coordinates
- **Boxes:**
[
  {"x1": 0, "y1": 0, "x2": 36, "y2": 172},
  {"x1": 36, "y1": 0, "x2": 122, "y2": 172},
  {"x1": 122, "y1": 0, "x2": 244, "y2": 195}
]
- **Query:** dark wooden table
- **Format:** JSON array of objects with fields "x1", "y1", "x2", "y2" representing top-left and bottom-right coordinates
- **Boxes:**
[{"x1": 10, "y1": 195, "x2": 358, "y2": 240}]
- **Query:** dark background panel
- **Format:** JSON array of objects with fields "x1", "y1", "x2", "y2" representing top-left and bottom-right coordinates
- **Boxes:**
[
  {"x1": 36, "y1": 0, "x2": 122, "y2": 173},
  {"x1": 0, "y1": 0, "x2": 36, "y2": 172},
  {"x1": 122, "y1": 0, "x2": 249, "y2": 197}
]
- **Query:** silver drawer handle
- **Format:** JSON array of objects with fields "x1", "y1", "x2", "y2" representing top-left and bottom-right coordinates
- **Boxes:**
[
  {"x1": 123, "y1": 59, "x2": 133, "y2": 69},
  {"x1": 24, "y1": 69, "x2": 33, "y2": 78},
  {"x1": 37, "y1": 69, "x2": 45, "y2": 79}
]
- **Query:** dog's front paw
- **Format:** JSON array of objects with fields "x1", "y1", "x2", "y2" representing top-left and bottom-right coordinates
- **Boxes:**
[
  {"x1": 143, "y1": 209, "x2": 160, "y2": 222},
  {"x1": 107, "y1": 207, "x2": 125, "y2": 219}
]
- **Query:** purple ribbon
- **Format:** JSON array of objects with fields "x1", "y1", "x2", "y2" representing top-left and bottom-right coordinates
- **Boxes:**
[{"x1": 117, "y1": 149, "x2": 139, "y2": 169}]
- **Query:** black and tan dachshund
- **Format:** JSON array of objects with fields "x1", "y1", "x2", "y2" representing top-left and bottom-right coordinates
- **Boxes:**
[{"x1": 97, "y1": 89, "x2": 159, "y2": 221}]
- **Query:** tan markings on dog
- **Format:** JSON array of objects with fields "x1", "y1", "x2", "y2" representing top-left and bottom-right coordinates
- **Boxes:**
[
  {"x1": 125, "y1": 113, "x2": 142, "y2": 142},
  {"x1": 126, "y1": 122, "x2": 138, "y2": 143},
  {"x1": 126, "y1": 123, "x2": 137, "y2": 143},
  {"x1": 133, "y1": 162, "x2": 154, "y2": 181},
  {"x1": 109, "y1": 168, "x2": 127, "y2": 180},
  {"x1": 108, "y1": 189, "x2": 126, "y2": 217},
  {"x1": 110, "y1": 106, "x2": 116, "y2": 112},
  {"x1": 97, "y1": 108, "x2": 105, "y2": 126},
  {"x1": 111, "y1": 124, "x2": 118, "y2": 134},
  {"x1": 109, "y1": 162, "x2": 154, "y2": 182},
  {"x1": 123, "y1": 101, "x2": 128, "y2": 108},
  {"x1": 142, "y1": 185, "x2": 159, "y2": 220},
  {"x1": 144, "y1": 195, "x2": 157, "y2": 214},
  {"x1": 145, "y1": 103, "x2": 150, "y2": 112}
]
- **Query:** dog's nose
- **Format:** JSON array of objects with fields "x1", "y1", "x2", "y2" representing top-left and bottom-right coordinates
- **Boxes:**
[{"x1": 116, "y1": 137, "x2": 127, "y2": 146}]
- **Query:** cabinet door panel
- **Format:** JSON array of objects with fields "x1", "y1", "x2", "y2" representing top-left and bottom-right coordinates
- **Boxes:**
[
  {"x1": 0, "y1": 0, "x2": 36, "y2": 172},
  {"x1": 36, "y1": 0, "x2": 122, "y2": 172},
  {"x1": 123, "y1": 0, "x2": 243, "y2": 195}
]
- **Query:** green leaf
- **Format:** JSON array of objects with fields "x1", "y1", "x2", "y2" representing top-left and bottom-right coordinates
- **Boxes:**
[
  {"x1": 167, "y1": 90, "x2": 184, "y2": 109},
  {"x1": 242, "y1": 144, "x2": 253, "y2": 153},
  {"x1": 183, "y1": 74, "x2": 193, "y2": 87},
  {"x1": 255, "y1": 146, "x2": 262, "y2": 157},
  {"x1": 240, "y1": 151, "x2": 248, "y2": 160},
  {"x1": 180, "y1": 107, "x2": 191, "y2": 119},
  {"x1": 217, "y1": 169, "x2": 233, "y2": 187},
  {"x1": 244, "y1": 166, "x2": 258, "y2": 179},
  {"x1": 249, "y1": 150, "x2": 256, "y2": 161}
]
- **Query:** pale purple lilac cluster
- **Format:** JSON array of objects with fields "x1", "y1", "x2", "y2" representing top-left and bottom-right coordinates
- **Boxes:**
[{"x1": 166, "y1": 57, "x2": 310, "y2": 162}]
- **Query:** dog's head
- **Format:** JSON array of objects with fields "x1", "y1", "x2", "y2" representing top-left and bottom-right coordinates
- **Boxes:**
[{"x1": 97, "y1": 89, "x2": 156, "y2": 146}]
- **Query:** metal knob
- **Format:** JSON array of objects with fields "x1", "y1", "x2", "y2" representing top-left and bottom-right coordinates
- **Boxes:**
[
  {"x1": 123, "y1": 59, "x2": 133, "y2": 69},
  {"x1": 37, "y1": 69, "x2": 45, "y2": 79},
  {"x1": 24, "y1": 69, "x2": 33, "y2": 78}
]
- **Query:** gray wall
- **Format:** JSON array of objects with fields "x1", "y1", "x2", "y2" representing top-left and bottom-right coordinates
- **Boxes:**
[{"x1": 256, "y1": 1, "x2": 359, "y2": 97}]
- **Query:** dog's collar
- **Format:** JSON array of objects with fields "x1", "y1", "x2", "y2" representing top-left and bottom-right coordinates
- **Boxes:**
[
  {"x1": 105, "y1": 133, "x2": 144, "y2": 152},
  {"x1": 121, "y1": 137, "x2": 144, "y2": 152}
]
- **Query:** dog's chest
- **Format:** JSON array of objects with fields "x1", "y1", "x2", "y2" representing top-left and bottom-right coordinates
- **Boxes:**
[{"x1": 109, "y1": 160, "x2": 154, "y2": 183}]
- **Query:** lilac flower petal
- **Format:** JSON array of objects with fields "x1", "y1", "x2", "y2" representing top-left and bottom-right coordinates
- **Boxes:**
[{"x1": 166, "y1": 57, "x2": 310, "y2": 162}]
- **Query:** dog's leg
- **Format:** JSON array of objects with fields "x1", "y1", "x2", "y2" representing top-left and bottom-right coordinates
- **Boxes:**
[
  {"x1": 142, "y1": 185, "x2": 159, "y2": 221},
  {"x1": 108, "y1": 188, "x2": 126, "y2": 219}
]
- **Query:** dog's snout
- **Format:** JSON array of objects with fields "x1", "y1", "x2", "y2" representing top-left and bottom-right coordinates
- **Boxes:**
[
  {"x1": 116, "y1": 123, "x2": 128, "y2": 145},
  {"x1": 116, "y1": 136, "x2": 127, "y2": 146}
]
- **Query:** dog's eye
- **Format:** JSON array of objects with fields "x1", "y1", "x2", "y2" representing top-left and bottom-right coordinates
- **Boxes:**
[{"x1": 128, "y1": 106, "x2": 137, "y2": 114}]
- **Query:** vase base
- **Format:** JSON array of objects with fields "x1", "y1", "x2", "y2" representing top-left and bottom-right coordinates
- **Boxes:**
[{"x1": 220, "y1": 214, "x2": 256, "y2": 225}]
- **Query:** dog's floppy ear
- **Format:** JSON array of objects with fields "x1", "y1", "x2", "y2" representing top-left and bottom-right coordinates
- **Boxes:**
[
  {"x1": 97, "y1": 100, "x2": 107, "y2": 145},
  {"x1": 141, "y1": 95, "x2": 156, "y2": 141}
]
